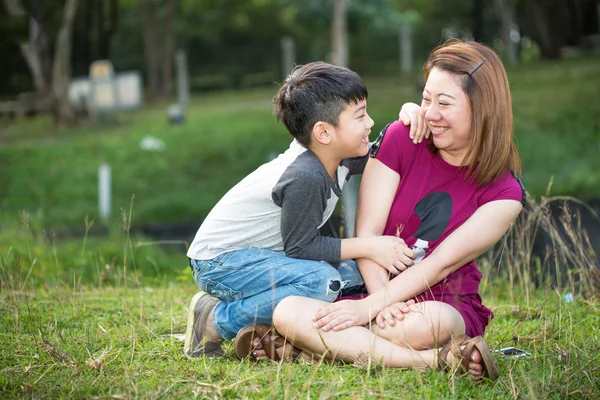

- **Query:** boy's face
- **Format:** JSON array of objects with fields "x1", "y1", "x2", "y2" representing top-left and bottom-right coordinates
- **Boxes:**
[{"x1": 330, "y1": 99, "x2": 374, "y2": 159}]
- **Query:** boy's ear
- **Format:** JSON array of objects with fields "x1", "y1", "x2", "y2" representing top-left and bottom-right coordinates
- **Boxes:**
[{"x1": 312, "y1": 121, "x2": 332, "y2": 145}]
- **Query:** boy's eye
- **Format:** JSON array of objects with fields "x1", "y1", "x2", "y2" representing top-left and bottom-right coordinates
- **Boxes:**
[
  {"x1": 422, "y1": 97, "x2": 430, "y2": 103},
  {"x1": 439, "y1": 102, "x2": 449, "y2": 106}
]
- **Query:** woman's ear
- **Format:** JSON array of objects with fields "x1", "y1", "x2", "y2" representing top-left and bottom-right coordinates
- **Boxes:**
[{"x1": 312, "y1": 121, "x2": 332, "y2": 145}]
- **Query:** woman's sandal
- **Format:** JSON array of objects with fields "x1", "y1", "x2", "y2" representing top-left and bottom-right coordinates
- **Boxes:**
[
  {"x1": 234, "y1": 324, "x2": 305, "y2": 361},
  {"x1": 438, "y1": 335, "x2": 499, "y2": 381}
]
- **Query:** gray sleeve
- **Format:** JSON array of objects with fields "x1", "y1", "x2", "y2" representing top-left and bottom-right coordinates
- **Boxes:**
[
  {"x1": 272, "y1": 170, "x2": 341, "y2": 263},
  {"x1": 343, "y1": 154, "x2": 369, "y2": 176}
]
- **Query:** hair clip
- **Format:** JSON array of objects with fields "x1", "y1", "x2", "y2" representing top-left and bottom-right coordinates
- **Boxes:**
[{"x1": 469, "y1": 60, "x2": 487, "y2": 76}]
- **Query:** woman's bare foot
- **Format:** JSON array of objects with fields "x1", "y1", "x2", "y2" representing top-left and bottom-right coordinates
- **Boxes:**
[
  {"x1": 444, "y1": 343, "x2": 484, "y2": 379},
  {"x1": 248, "y1": 336, "x2": 302, "y2": 362},
  {"x1": 250, "y1": 337, "x2": 268, "y2": 361}
]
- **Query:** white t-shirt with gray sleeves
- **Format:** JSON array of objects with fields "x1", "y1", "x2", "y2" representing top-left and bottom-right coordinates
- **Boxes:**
[{"x1": 187, "y1": 139, "x2": 368, "y2": 263}]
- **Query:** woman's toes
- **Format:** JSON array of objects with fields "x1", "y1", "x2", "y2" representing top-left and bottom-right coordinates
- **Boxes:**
[
  {"x1": 251, "y1": 337, "x2": 262, "y2": 349},
  {"x1": 470, "y1": 347, "x2": 482, "y2": 363},
  {"x1": 252, "y1": 348, "x2": 267, "y2": 361},
  {"x1": 469, "y1": 362, "x2": 482, "y2": 377},
  {"x1": 250, "y1": 337, "x2": 266, "y2": 361},
  {"x1": 468, "y1": 347, "x2": 483, "y2": 378}
]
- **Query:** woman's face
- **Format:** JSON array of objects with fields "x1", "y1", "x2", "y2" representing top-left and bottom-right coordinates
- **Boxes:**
[{"x1": 421, "y1": 67, "x2": 472, "y2": 166}]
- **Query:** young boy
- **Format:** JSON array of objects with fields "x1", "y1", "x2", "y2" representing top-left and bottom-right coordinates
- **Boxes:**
[{"x1": 184, "y1": 61, "x2": 416, "y2": 358}]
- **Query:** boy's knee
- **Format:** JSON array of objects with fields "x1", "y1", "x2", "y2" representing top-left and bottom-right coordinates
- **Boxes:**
[{"x1": 312, "y1": 269, "x2": 343, "y2": 302}]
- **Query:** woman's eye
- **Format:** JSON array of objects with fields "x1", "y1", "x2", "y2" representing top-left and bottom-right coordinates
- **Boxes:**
[
  {"x1": 439, "y1": 102, "x2": 449, "y2": 106},
  {"x1": 422, "y1": 97, "x2": 430, "y2": 103}
]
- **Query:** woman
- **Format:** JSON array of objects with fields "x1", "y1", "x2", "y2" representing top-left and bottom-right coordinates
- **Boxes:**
[{"x1": 253, "y1": 40, "x2": 525, "y2": 380}]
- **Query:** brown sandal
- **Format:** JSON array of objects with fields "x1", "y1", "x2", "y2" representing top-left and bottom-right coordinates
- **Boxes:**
[
  {"x1": 234, "y1": 324, "x2": 303, "y2": 361},
  {"x1": 438, "y1": 335, "x2": 499, "y2": 381}
]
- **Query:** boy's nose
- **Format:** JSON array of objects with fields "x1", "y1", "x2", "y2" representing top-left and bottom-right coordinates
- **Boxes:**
[{"x1": 367, "y1": 114, "x2": 375, "y2": 129}]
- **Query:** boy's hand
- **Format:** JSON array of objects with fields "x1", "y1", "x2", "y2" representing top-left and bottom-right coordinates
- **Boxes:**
[
  {"x1": 375, "y1": 300, "x2": 416, "y2": 329},
  {"x1": 369, "y1": 236, "x2": 415, "y2": 276},
  {"x1": 399, "y1": 102, "x2": 430, "y2": 144},
  {"x1": 312, "y1": 299, "x2": 374, "y2": 332}
]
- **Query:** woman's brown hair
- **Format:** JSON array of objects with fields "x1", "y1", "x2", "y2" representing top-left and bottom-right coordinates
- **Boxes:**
[{"x1": 424, "y1": 39, "x2": 522, "y2": 186}]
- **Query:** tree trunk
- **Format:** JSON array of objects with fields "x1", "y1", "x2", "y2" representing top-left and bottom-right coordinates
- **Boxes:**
[
  {"x1": 518, "y1": 0, "x2": 563, "y2": 59},
  {"x1": 472, "y1": 0, "x2": 485, "y2": 42},
  {"x1": 140, "y1": 0, "x2": 160, "y2": 100},
  {"x1": 3, "y1": 0, "x2": 49, "y2": 94},
  {"x1": 98, "y1": 0, "x2": 118, "y2": 60},
  {"x1": 495, "y1": 0, "x2": 519, "y2": 64},
  {"x1": 331, "y1": 0, "x2": 349, "y2": 67},
  {"x1": 20, "y1": 33, "x2": 47, "y2": 93},
  {"x1": 51, "y1": 0, "x2": 79, "y2": 126},
  {"x1": 161, "y1": 0, "x2": 177, "y2": 98},
  {"x1": 80, "y1": 0, "x2": 93, "y2": 72}
]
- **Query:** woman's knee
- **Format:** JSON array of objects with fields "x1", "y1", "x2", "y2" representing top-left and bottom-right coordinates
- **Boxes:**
[
  {"x1": 273, "y1": 296, "x2": 321, "y2": 339},
  {"x1": 273, "y1": 296, "x2": 303, "y2": 336},
  {"x1": 373, "y1": 301, "x2": 466, "y2": 349}
]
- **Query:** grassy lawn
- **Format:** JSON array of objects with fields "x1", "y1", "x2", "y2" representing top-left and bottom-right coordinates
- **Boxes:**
[
  {"x1": 1, "y1": 275, "x2": 598, "y2": 398},
  {"x1": 1, "y1": 203, "x2": 599, "y2": 398},
  {"x1": 1, "y1": 56, "x2": 599, "y2": 231}
]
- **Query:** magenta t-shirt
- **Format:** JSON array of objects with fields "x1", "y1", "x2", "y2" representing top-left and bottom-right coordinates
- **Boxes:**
[{"x1": 373, "y1": 121, "x2": 525, "y2": 297}]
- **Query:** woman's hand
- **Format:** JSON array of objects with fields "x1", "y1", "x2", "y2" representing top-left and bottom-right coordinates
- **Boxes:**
[
  {"x1": 375, "y1": 300, "x2": 416, "y2": 329},
  {"x1": 399, "y1": 102, "x2": 429, "y2": 144},
  {"x1": 312, "y1": 299, "x2": 375, "y2": 332}
]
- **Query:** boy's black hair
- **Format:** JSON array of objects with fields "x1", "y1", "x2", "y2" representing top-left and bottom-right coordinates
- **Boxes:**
[{"x1": 273, "y1": 61, "x2": 368, "y2": 147}]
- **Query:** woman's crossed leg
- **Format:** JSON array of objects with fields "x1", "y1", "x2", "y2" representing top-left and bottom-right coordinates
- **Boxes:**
[{"x1": 270, "y1": 296, "x2": 484, "y2": 378}]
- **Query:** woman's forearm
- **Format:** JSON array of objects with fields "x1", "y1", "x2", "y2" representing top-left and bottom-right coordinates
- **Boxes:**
[
  {"x1": 356, "y1": 258, "x2": 389, "y2": 294},
  {"x1": 363, "y1": 200, "x2": 523, "y2": 312},
  {"x1": 362, "y1": 252, "x2": 453, "y2": 314}
]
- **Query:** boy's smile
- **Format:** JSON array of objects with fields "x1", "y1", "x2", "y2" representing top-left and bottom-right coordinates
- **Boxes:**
[{"x1": 331, "y1": 99, "x2": 374, "y2": 159}]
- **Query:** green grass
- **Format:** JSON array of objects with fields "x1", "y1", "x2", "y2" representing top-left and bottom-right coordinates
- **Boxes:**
[
  {"x1": 1, "y1": 200, "x2": 599, "y2": 398},
  {"x1": 1, "y1": 278, "x2": 598, "y2": 398},
  {"x1": 1, "y1": 56, "x2": 599, "y2": 230}
]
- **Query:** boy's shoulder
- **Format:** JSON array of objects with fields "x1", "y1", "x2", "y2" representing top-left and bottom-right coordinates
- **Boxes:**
[{"x1": 276, "y1": 150, "x2": 330, "y2": 187}]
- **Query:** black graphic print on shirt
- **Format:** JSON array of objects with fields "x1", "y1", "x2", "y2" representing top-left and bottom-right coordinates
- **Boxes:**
[{"x1": 406, "y1": 192, "x2": 453, "y2": 263}]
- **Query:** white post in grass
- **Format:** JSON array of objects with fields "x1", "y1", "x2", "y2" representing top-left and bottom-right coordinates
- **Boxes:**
[
  {"x1": 399, "y1": 22, "x2": 413, "y2": 74},
  {"x1": 175, "y1": 49, "x2": 190, "y2": 107},
  {"x1": 98, "y1": 164, "x2": 111, "y2": 221},
  {"x1": 281, "y1": 36, "x2": 296, "y2": 80}
]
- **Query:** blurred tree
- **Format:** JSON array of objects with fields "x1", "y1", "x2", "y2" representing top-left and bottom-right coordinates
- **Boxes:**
[
  {"x1": 472, "y1": 0, "x2": 484, "y2": 42},
  {"x1": 70, "y1": 0, "x2": 120, "y2": 77},
  {"x1": 3, "y1": 0, "x2": 79, "y2": 125},
  {"x1": 331, "y1": 0, "x2": 349, "y2": 67},
  {"x1": 517, "y1": 0, "x2": 598, "y2": 59},
  {"x1": 98, "y1": 0, "x2": 119, "y2": 61},
  {"x1": 51, "y1": 0, "x2": 78, "y2": 125},
  {"x1": 0, "y1": 5, "x2": 31, "y2": 97},
  {"x1": 139, "y1": 0, "x2": 159, "y2": 99},
  {"x1": 3, "y1": 0, "x2": 52, "y2": 94},
  {"x1": 495, "y1": 0, "x2": 519, "y2": 64},
  {"x1": 137, "y1": 0, "x2": 178, "y2": 101}
]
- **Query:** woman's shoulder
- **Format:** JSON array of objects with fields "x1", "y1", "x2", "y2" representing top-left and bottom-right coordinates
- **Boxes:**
[
  {"x1": 479, "y1": 170, "x2": 526, "y2": 207},
  {"x1": 371, "y1": 120, "x2": 427, "y2": 157}
]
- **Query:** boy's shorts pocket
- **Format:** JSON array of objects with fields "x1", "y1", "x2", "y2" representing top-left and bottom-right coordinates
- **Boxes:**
[{"x1": 206, "y1": 279, "x2": 242, "y2": 302}]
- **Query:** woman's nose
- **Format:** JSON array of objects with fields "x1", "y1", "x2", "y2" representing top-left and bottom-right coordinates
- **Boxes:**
[{"x1": 424, "y1": 104, "x2": 441, "y2": 121}]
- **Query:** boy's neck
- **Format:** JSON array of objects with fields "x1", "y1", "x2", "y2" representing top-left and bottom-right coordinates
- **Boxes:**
[{"x1": 309, "y1": 145, "x2": 342, "y2": 181}]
